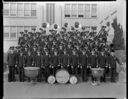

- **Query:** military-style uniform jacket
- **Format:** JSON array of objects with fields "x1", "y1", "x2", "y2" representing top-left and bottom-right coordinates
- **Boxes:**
[{"x1": 7, "y1": 53, "x2": 16, "y2": 66}]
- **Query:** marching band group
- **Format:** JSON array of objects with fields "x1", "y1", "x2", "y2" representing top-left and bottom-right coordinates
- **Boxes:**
[{"x1": 7, "y1": 23, "x2": 122, "y2": 84}]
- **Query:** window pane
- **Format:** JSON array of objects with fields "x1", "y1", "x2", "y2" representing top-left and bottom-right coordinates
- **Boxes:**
[
  {"x1": 24, "y1": 26, "x2": 31, "y2": 32},
  {"x1": 65, "y1": 4, "x2": 71, "y2": 17},
  {"x1": 10, "y1": 11, "x2": 17, "y2": 16},
  {"x1": 31, "y1": 3, "x2": 36, "y2": 10},
  {"x1": 24, "y1": 3, "x2": 31, "y2": 11},
  {"x1": 17, "y1": 11, "x2": 24, "y2": 16},
  {"x1": 4, "y1": 10, "x2": 9, "y2": 16},
  {"x1": 4, "y1": 26, "x2": 10, "y2": 39},
  {"x1": 24, "y1": 11, "x2": 31, "y2": 16},
  {"x1": 4, "y1": 3, "x2": 9, "y2": 10},
  {"x1": 31, "y1": 10, "x2": 36, "y2": 16},
  {"x1": 17, "y1": 26, "x2": 23, "y2": 37},
  {"x1": 85, "y1": 4, "x2": 90, "y2": 18},
  {"x1": 10, "y1": 3, "x2": 17, "y2": 10},
  {"x1": 17, "y1": 3, "x2": 23, "y2": 11},
  {"x1": 10, "y1": 26, "x2": 17, "y2": 39},
  {"x1": 85, "y1": 26, "x2": 90, "y2": 32},
  {"x1": 10, "y1": 3, "x2": 17, "y2": 16},
  {"x1": 78, "y1": 4, "x2": 84, "y2": 17},
  {"x1": 91, "y1": 4, "x2": 97, "y2": 17},
  {"x1": 71, "y1": 4, "x2": 77, "y2": 18}
]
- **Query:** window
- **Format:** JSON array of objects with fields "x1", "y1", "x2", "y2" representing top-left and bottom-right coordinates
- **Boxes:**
[
  {"x1": 31, "y1": 3, "x2": 36, "y2": 16},
  {"x1": 24, "y1": 26, "x2": 32, "y2": 32},
  {"x1": 3, "y1": 3, "x2": 10, "y2": 16},
  {"x1": 91, "y1": 26, "x2": 97, "y2": 32},
  {"x1": 65, "y1": 4, "x2": 71, "y2": 18},
  {"x1": 85, "y1": 4, "x2": 90, "y2": 18},
  {"x1": 91, "y1": 4, "x2": 97, "y2": 18},
  {"x1": 24, "y1": 3, "x2": 31, "y2": 16},
  {"x1": 17, "y1": 26, "x2": 24, "y2": 37},
  {"x1": 85, "y1": 26, "x2": 91, "y2": 32},
  {"x1": 78, "y1": 4, "x2": 84, "y2": 18},
  {"x1": 4, "y1": 26, "x2": 10, "y2": 39},
  {"x1": 17, "y1": 3, "x2": 24, "y2": 17},
  {"x1": 71, "y1": 4, "x2": 77, "y2": 18},
  {"x1": 10, "y1": 3, "x2": 17, "y2": 16},
  {"x1": 10, "y1": 26, "x2": 17, "y2": 39}
]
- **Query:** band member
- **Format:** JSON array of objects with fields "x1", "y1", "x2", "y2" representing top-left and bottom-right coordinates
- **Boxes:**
[
  {"x1": 80, "y1": 49, "x2": 88, "y2": 81},
  {"x1": 32, "y1": 46, "x2": 37, "y2": 66},
  {"x1": 88, "y1": 50, "x2": 98, "y2": 84},
  {"x1": 18, "y1": 51, "x2": 25, "y2": 82},
  {"x1": 7, "y1": 47, "x2": 16, "y2": 82},
  {"x1": 108, "y1": 51, "x2": 122, "y2": 82},
  {"x1": 71, "y1": 50, "x2": 79, "y2": 75},
  {"x1": 18, "y1": 32, "x2": 24, "y2": 47},
  {"x1": 36, "y1": 51, "x2": 42, "y2": 82},
  {"x1": 43, "y1": 50, "x2": 50, "y2": 82},
  {"x1": 51, "y1": 50, "x2": 59, "y2": 75},
  {"x1": 62, "y1": 49, "x2": 68, "y2": 70},
  {"x1": 58, "y1": 44, "x2": 64, "y2": 67},
  {"x1": 98, "y1": 51, "x2": 107, "y2": 82},
  {"x1": 24, "y1": 51, "x2": 33, "y2": 81}
]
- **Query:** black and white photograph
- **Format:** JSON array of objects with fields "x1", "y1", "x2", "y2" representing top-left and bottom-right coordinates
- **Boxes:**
[{"x1": 3, "y1": 0, "x2": 126, "y2": 99}]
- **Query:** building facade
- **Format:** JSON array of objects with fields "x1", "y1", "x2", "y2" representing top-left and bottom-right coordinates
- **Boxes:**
[{"x1": 3, "y1": 1, "x2": 126, "y2": 52}]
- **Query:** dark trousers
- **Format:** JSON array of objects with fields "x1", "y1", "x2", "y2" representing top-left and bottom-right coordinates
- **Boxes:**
[
  {"x1": 18, "y1": 67, "x2": 24, "y2": 82},
  {"x1": 44, "y1": 66, "x2": 50, "y2": 81},
  {"x1": 37, "y1": 68, "x2": 42, "y2": 82},
  {"x1": 8, "y1": 66, "x2": 15, "y2": 82},
  {"x1": 110, "y1": 67, "x2": 117, "y2": 82},
  {"x1": 83, "y1": 67, "x2": 88, "y2": 81}
]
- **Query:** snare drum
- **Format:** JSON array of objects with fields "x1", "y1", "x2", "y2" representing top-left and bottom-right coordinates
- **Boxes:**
[
  {"x1": 55, "y1": 69, "x2": 70, "y2": 84},
  {"x1": 69, "y1": 75, "x2": 78, "y2": 84},
  {"x1": 47, "y1": 75, "x2": 56, "y2": 84}
]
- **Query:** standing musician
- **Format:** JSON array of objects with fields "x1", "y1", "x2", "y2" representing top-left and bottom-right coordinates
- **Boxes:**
[
  {"x1": 36, "y1": 51, "x2": 42, "y2": 82},
  {"x1": 62, "y1": 49, "x2": 68, "y2": 70},
  {"x1": 18, "y1": 51, "x2": 25, "y2": 82},
  {"x1": 97, "y1": 50, "x2": 107, "y2": 82},
  {"x1": 51, "y1": 50, "x2": 59, "y2": 76},
  {"x1": 43, "y1": 50, "x2": 50, "y2": 82},
  {"x1": 7, "y1": 47, "x2": 16, "y2": 82},
  {"x1": 108, "y1": 50, "x2": 122, "y2": 82},
  {"x1": 88, "y1": 50, "x2": 98, "y2": 85},
  {"x1": 80, "y1": 49, "x2": 88, "y2": 82},
  {"x1": 32, "y1": 46, "x2": 37, "y2": 67},
  {"x1": 71, "y1": 50, "x2": 79, "y2": 76},
  {"x1": 24, "y1": 51, "x2": 33, "y2": 82}
]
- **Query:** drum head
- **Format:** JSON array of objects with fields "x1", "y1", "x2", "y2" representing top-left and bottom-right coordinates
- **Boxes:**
[
  {"x1": 69, "y1": 75, "x2": 78, "y2": 84},
  {"x1": 48, "y1": 75, "x2": 55, "y2": 84},
  {"x1": 56, "y1": 69, "x2": 70, "y2": 84},
  {"x1": 24, "y1": 67, "x2": 40, "y2": 70}
]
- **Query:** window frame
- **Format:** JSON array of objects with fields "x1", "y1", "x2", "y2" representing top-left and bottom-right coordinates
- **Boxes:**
[{"x1": 3, "y1": 2, "x2": 37, "y2": 18}]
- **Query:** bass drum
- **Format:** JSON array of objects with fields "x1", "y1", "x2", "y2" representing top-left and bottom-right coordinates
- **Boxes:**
[
  {"x1": 69, "y1": 75, "x2": 78, "y2": 84},
  {"x1": 55, "y1": 69, "x2": 70, "y2": 84},
  {"x1": 47, "y1": 75, "x2": 56, "y2": 84}
]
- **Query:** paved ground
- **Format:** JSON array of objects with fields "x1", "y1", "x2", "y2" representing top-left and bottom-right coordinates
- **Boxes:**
[{"x1": 3, "y1": 63, "x2": 126, "y2": 99}]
